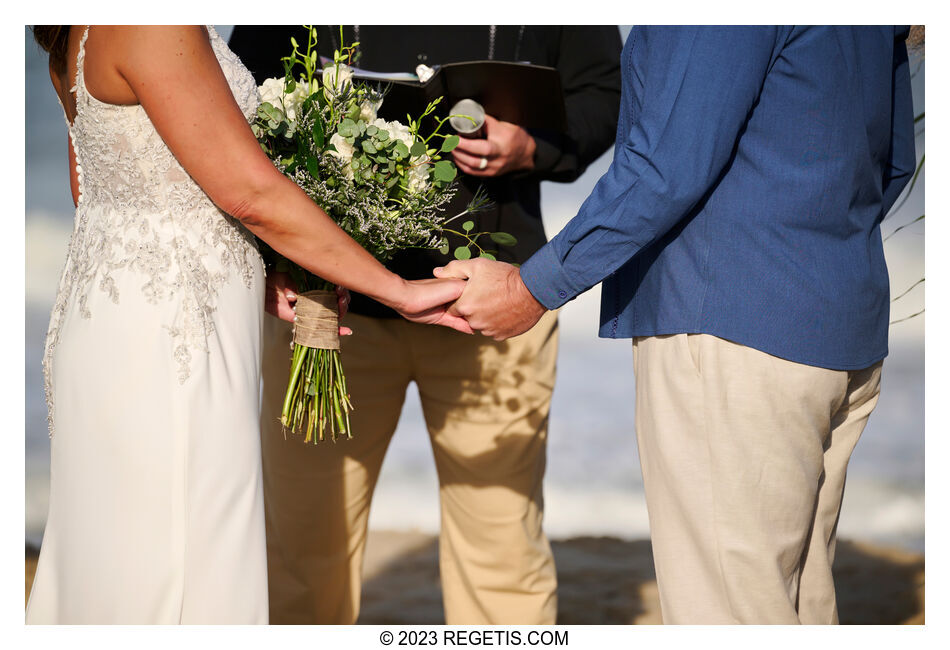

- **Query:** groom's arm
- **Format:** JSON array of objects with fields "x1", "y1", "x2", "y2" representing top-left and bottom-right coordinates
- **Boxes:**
[
  {"x1": 880, "y1": 25, "x2": 916, "y2": 219},
  {"x1": 519, "y1": 26, "x2": 780, "y2": 310}
]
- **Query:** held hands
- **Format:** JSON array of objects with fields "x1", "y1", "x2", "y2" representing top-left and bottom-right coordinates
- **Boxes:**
[
  {"x1": 451, "y1": 115, "x2": 536, "y2": 177},
  {"x1": 434, "y1": 258, "x2": 547, "y2": 340},
  {"x1": 394, "y1": 278, "x2": 474, "y2": 334}
]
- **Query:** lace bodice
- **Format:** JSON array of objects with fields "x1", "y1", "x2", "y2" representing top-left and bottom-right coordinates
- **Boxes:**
[{"x1": 43, "y1": 26, "x2": 264, "y2": 435}]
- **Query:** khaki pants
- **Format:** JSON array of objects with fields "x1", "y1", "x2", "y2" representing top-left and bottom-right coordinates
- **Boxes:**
[
  {"x1": 633, "y1": 334, "x2": 882, "y2": 624},
  {"x1": 260, "y1": 311, "x2": 559, "y2": 624}
]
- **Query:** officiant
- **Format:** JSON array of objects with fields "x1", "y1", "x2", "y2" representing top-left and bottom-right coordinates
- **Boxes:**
[{"x1": 229, "y1": 25, "x2": 622, "y2": 625}]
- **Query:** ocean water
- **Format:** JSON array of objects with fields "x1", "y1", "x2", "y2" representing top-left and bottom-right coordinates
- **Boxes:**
[{"x1": 24, "y1": 28, "x2": 925, "y2": 552}]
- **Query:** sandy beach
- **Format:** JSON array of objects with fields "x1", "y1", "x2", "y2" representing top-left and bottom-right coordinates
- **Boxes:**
[{"x1": 25, "y1": 531, "x2": 923, "y2": 624}]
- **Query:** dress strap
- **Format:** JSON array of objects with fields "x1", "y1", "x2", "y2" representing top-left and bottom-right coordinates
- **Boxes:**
[{"x1": 68, "y1": 26, "x2": 91, "y2": 97}]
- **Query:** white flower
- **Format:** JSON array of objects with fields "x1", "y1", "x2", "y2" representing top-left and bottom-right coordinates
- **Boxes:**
[
  {"x1": 328, "y1": 133, "x2": 355, "y2": 180},
  {"x1": 408, "y1": 164, "x2": 430, "y2": 194},
  {"x1": 360, "y1": 99, "x2": 381, "y2": 122},
  {"x1": 375, "y1": 118, "x2": 413, "y2": 149},
  {"x1": 258, "y1": 77, "x2": 285, "y2": 109},
  {"x1": 322, "y1": 64, "x2": 354, "y2": 96},
  {"x1": 369, "y1": 118, "x2": 430, "y2": 193},
  {"x1": 282, "y1": 80, "x2": 311, "y2": 121},
  {"x1": 257, "y1": 77, "x2": 314, "y2": 122}
]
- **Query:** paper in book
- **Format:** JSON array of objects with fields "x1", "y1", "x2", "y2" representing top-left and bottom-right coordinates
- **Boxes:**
[{"x1": 323, "y1": 58, "x2": 568, "y2": 133}]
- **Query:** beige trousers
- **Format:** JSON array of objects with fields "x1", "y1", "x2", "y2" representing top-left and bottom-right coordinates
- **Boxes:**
[
  {"x1": 260, "y1": 311, "x2": 559, "y2": 624},
  {"x1": 633, "y1": 334, "x2": 882, "y2": 624}
]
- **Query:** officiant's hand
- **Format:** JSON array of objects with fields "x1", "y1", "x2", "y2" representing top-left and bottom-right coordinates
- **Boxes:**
[
  {"x1": 451, "y1": 114, "x2": 536, "y2": 177},
  {"x1": 265, "y1": 271, "x2": 353, "y2": 336},
  {"x1": 433, "y1": 258, "x2": 546, "y2": 340}
]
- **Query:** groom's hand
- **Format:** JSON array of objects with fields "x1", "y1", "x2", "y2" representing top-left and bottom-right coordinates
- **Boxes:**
[{"x1": 434, "y1": 259, "x2": 546, "y2": 340}]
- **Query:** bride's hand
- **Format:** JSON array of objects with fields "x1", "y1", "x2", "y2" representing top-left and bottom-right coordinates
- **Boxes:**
[
  {"x1": 395, "y1": 278, "x2": 474, "y2": 334},
  {"x1": 265, "y1": 272, "x2": 353, "y2": 336},
  {"x1": 264, "y1": 271, "x2": 297, "y2": 322}
]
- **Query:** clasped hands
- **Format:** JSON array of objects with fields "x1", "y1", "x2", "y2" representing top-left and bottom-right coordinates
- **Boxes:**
[{"x1": 266, "y1": 259, "x2": 546, "y2": 341}]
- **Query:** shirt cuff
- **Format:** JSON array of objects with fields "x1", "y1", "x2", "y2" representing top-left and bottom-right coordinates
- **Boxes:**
[
  {"x1": 519, "y1": 242, "x2": 582, "y2": 310},
  {"x1": 529, "y1": 130, "x2": 564, "y2": 175}
]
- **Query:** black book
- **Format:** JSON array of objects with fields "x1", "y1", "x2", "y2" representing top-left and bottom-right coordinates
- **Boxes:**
[{"x1": 328, "y1": 59, "x2": 568, "y2": 133}]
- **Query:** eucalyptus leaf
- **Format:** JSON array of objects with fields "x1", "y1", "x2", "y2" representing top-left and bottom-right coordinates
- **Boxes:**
[
  {"x1": 441, "y1": 135, "x2": 460, "y2": 152},
  {"x1": 490, "y1": 232, "x2": 518, "y2": 247},
  {"x1": 454, "y1": 246, "x2": 472, "y2": 260},
  {"x1": 410, "y1": 141, "x2": 427, "y2": 158},
  {"x1": 462, "y1": 220, "x2": 474, "y2": 232},
  {"x1": 479, "y1": 252, "x2": 497, "y2": 261},
  {"x1": 362, "y1": 141, "x2": 378, "y2": 155},
  {"x1": 433, "y1": 160, "x2": 457, "y2": 183},
  {"x1": 438, "y1": 240, "x2": 450, "y2": 255}
]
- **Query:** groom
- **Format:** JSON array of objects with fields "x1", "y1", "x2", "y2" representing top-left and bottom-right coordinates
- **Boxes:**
[{"x1": 437, "y1": 26, "x2": 916, "y2": 624}]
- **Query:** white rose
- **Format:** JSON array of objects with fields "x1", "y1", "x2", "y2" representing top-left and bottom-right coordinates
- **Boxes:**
[
  {"x1": 322, "y1": 64, "x2": 354, "y2": 96},
  {"x1": 257, "y1": 77, "x2": 314, "y2": 122},
  {"x1": 328, "y1": 133, "x2": 355, "y2": 180},
  {"x1": 282, "y1": 80, "x2": 311, "y2": 121},
  {"x1": 258, "y1": 77, "x2": 285, "y2": 109}
]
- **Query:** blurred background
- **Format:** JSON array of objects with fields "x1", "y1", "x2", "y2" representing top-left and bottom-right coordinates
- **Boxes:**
[{"x1": 24, "y1": 26, "x2": 925, "y2": 623}]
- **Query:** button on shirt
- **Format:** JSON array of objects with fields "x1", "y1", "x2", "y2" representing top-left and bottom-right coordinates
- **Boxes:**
[{"x1": 520, "y1": 26, "x2": 916, "y2": 370}]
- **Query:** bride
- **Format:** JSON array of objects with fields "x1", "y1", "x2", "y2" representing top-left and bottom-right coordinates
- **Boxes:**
[{"x1": 26, "y1": 25, "x2": 469, "y2": 624}]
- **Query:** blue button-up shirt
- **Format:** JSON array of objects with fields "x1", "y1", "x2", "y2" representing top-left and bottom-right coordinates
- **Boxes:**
[{"x1": 520, "y1": 26, "x2": 915, "y2": 370}]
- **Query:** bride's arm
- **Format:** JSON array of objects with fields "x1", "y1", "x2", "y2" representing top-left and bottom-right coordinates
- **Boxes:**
[{"x1": 96, "y1": 26, "x2": 468, "y2": 330}]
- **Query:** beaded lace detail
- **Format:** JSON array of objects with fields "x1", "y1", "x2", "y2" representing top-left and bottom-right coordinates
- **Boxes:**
[{"x1": 43, "y1": 26, "x2": 263, "y2": 435}]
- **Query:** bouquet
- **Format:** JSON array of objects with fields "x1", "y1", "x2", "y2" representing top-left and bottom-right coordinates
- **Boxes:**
[{"x1": 252, "y1": 27, "x2": 515, "y2": 443}]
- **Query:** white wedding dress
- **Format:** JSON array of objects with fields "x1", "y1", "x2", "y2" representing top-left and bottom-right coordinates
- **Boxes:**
[{"x1": 26, "y1": 26, "x2": 268, "y2": 624}]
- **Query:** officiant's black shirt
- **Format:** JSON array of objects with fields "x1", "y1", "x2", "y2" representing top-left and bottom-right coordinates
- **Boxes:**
[{"x1": 229, "y1": 26, "x2": 622, "y2": 318}]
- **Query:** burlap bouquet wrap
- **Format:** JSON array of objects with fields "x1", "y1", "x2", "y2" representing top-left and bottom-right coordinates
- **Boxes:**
[{"x1": 292, "y1": 290, "x2": 340, "y2": 350}]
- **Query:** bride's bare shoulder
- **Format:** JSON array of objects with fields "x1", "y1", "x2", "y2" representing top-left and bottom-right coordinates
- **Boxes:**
[{"x1": 83, "y1": 26, "x2": 214, "y2": 105}]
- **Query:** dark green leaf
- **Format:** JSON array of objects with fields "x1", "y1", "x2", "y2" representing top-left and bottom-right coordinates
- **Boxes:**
[
  {"x1": 490, "y1": 232, "x2": 518, "y2": 247},
  {"x1": 306, "y1": 157, "x2": 320, "y2": 179},
  {"x1": 311, "y1": 118, "x2": 325, "y2": 149},
  {"x1": 410, "y1": 141, "x2": 427, "y2": 158}
]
